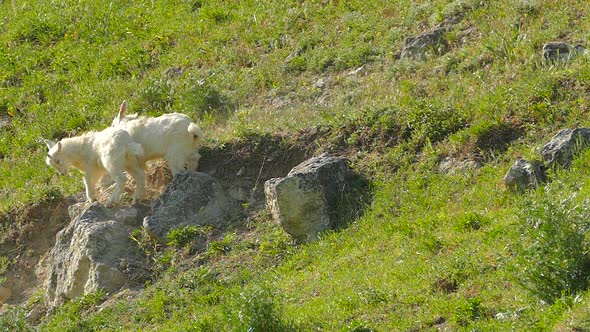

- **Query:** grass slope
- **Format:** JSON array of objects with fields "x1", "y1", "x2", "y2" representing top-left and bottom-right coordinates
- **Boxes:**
[{"x1": 1, "y1": 0, "x2": 590, "y2": 330}]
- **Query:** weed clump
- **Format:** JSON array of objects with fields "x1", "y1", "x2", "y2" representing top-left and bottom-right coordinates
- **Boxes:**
[
  {"x1": 516, "y1": 189, "x2": 590, "y2": 303},
  {"x1": 234, "y1": 286, "x2": 295, "y2": 332}
]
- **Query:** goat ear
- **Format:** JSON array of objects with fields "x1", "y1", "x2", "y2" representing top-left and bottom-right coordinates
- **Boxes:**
[
  {"x1": 118, "y1": 100, "x2": 127, "y2": 120},
  {"x1": 57, "y1": 141, "x2": 62, "y2": 152},
  {"x1": 43, "y1": 139, "x2": 56, "y2": 150}
]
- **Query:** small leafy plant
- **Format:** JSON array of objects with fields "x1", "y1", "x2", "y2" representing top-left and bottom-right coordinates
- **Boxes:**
[
  {"x1": 516, "y1": 190, "x2": 590, "y2": 303},
  {"x1": 166, "y1": 225, "x2": 210, "y2": 249}
]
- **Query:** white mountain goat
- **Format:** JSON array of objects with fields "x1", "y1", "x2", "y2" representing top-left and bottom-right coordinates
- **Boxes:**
[
  {"x1": 111, "y1": 100, "x2": 203, "y2": 175},
  {"x1": 44, "y1": 127, "x2": 146, "y2": 206}
]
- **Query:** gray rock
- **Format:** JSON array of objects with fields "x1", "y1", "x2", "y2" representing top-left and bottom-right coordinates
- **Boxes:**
[
  {"x1": 401, "y1": 27, "x2": 448, "y2": 59},
  {"x1": 504, "y1": 159, "x2": 545, "y2": 191},
  {"x1": 265, "y1": 155, "x2": 355, "y2": 242},
  {"x1": 313, "y1": 78, "x2": 326, "y2": 90},
  {"x1": 438, "y1": 157, "x2": 482, "y2": 174},
  {"x1": 25, "y1": 306, "x2": 43, "y2": 324},
  {"x1": 45, "y1": 203, "x2": 146, "y2": 308},
  {"x1": 143, "y1": 172, "x2": 240, "y2": 238},
  {"x1": 347, "y1": 65, "x2": 366, "y2": 76},
  {"x1": 0, "y1": 115, "x2": 11, "y2": 131},
  {"x1": 540, "y1": 128, "x2": 590, "y2": 168},
  {"x1": 542, "y1": 42, "x2": 588, "y2": 63}
]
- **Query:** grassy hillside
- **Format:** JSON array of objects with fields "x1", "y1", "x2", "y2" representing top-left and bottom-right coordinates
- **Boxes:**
[{"x1": 2, "y1": 0, "x2": 590, "y2": 330}]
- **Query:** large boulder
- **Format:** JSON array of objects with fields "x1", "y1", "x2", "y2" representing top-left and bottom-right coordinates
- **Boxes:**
[
  {"x1": 143, "y1": 172, "x2": 241, "y2": 238},
  {"x1": 504, "y1": 158, "x2": 545, "y2": 192},
  {"x1": 401, "y1": 27, "x2": 448, "y2": 59},
  {"x1": 540, "y1": 128, "x2": 590, "y2": 168},
  {"x1": 265, "y1": 155, "x2": 355, "y2": 242},
  {"x1": 44, "y1": 203, "x2": 147, "y2": 308}
]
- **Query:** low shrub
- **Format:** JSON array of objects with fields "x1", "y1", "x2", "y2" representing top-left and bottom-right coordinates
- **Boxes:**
[{"x1": 516, "y1": 189, "x2": 590, "y2": 303}]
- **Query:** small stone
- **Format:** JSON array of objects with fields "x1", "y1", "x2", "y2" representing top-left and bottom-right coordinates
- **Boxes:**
[
  {"x1": 313, "y1": 78, "x2": 326, "y2": 90},
  {"x1": 25, "y1": 307, "x2": 44, "y2": 324},
  {"x1": 540, "y1": 128, "x2": 590, "y2": 168},
  {"x1": 347, "y1": 65, "x2": 365, "y2": 76},
  {"x1": 438, "y1": 157, "x2": 482, "y2": 174},
  {"x1": 401, "y1": 27, "x2": 448, "y2": 59},
  {"x1": 236, "y1": 166, "x2": 245, "y2": 177},
  {"x1": 542, "y1": 42, "x2": 588, "y2": 63},
  {"x1": 504, "y1": 159, "x2": 545, "y2": 191}
]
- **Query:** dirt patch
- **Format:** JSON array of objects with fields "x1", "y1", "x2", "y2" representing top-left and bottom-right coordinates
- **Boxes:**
[
  {"x1": 447, "y1": 118, "x2": 525, "y2": 163},
  {"x1": 324, "y1": 122, "x2": 402, "y2": 154},
  {"x1": 198, "y1": 129, "x2": 320, "y2": 210},
  {"x1": 433, "y1": 278, "x2": 459, "y2": 294},
  {"x1": 103, "y1": 161, "x2": 174, "y2": 204},
  {"x1": 473, "y1": 120, "x2": 524, "y2": 153},
  {"x1": 0, "y1": 196, "x2": 73, "y2": 308}
]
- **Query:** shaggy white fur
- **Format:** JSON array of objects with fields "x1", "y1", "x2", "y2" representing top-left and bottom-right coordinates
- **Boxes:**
[
  {"x1": 111, "y1": 101, "x2": 203, "y2": 175},
  {"x1": 44, "y1": 127, "x2": 146, "y2": 206}
]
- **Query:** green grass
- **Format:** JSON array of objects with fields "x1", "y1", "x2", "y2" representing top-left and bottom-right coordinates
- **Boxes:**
[{"x1": 3, "y1": 0, "x2": 590, "y2": 330}]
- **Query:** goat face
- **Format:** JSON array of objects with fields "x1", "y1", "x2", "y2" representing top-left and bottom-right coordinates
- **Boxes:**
[{"x1": 45, "y1": 141, "x2": 68, "y2": 176}]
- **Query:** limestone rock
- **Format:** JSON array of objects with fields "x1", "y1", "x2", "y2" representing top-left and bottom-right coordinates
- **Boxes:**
[
  {"x1": 143, "y1": 172, "x2": 240, "y2": 238},
  {"x1": 401, "y1": 27, "x2": 448, "y2": 59},
  {"x1": 265, "y1": 155, "x2": 355, "y2": 242},
  {"x1": 504, "y1": 159, "x2": 545, "y2": 191},
  {"x1": 45, "y1": 203, "x2": 147, "y2": 308},
  {"x1": 438, "y1": 157, "x2": 482, "y2": 174},
  {"x1": 0, "y1": 115, "x2": 11, "y2": 131},
  {"x1": 25, "y1": 306, "x2": 44, "y2": 324},
  {"x1": 540, "y1": 128, "x2": 590, "y2": 168},
  {"x1": 542, "y1": 42, "x2": 588, "y2": 63}
]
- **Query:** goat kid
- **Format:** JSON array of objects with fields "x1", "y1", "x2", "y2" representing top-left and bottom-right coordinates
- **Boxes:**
[
  {"x1": 111, "y1": 100, "x2": 203, "y2": 175},
  {"x1": 44, "y1": 127, "x2": 146, "y2": 206}
]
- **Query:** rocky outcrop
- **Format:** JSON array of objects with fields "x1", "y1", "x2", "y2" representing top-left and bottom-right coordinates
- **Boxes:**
[
  {"x1": 401, "y1": 27, "x2": 448, "y2": 59},
  {"x1": 44, "y1": 203, "x2": 147, "y2": 308},
  {"x1": 540, "y1": 128, "x2": 590, "y2": 168},
  {"x1": 24, "y1": 134, "x2": 318, "y2": 311},
  {"x1": 542, "y1": 42, "x2": 588, "y2": 63},
  {"x1": 42, "y1": 172, "x2": 258, "y2": 308},
  {"x1": 504, "y1": 159, "x2": 545, "y2": 191},
  {"x1": 265, "y1": 155, "x2": 356, "y2": 242},
  {"x1": 143, "y1": 172, "x2": 241, "y2": 238},
  {"x1": 504, "y1": 128, "x2": 590, "y2": 191}
]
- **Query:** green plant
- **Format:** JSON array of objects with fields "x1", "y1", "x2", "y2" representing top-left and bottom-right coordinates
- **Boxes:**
[
  {"x1": 406, "y1": 103, "x2": 467, "y2": 144},
  {"x1": 176, "y1": 76, "x2": 229, "y2": 116},
  {"x1": 0, "y1": 255, "x2": 12, "y2": 285},
  {"x1": 0, "y1": 306, "x2": 31, "y2": 332},
  {"x1": 130, "y1": 227, "x2": 161, "y2": 258},
  {"x1": 136, "y1": 78, "x2": 175, "y2": 113},
  {"x1": 454, "y1": 297, "x2": 485, "y2": 326},
  {"x1": 166, "y1": 225, "x2": 210, "y2": 249},
  {"x1": 43, "y1": 290, "x2": 107, "y2": 331},
  {"x1": 516, "y1": 191, "x2": 590, "y2": 303},
  {"x1": 233, "y1": 285, "x2": 294, "y2": 332},
  {"x1": 207, "y1": 233, "x2": 236, "y2": 256},
  {"x1": 453, "y1": 212, "x2": 491, "y2": 231}
]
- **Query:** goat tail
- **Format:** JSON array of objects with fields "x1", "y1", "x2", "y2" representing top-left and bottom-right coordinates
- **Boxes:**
[{"x1": 188, "y1": 123, "x2": 203, "y2": 145}]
